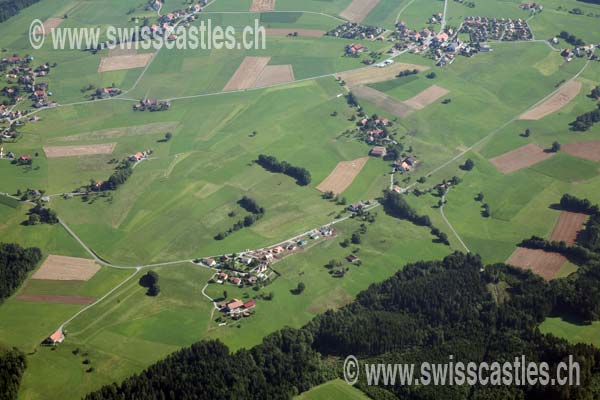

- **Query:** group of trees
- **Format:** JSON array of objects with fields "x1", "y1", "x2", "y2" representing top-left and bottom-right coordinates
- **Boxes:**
[
  {"x1": 216, "y1": 197, "x2": 266, "y2": 240},
  {"x1": 558, "y1": 30, "x2": 586, "y2": 46},
  {"x1": 396, "y1": 69, "x2": 419, "y2": 78},
  {"x1": 27, "y1": 204, "x2": 58, "y2": 225},
  {"x1": 571, "y1": 104, "x2": 600, "y2": 131},
  {"x1": 0, "y1": 243, "x2": 42, "y2": 302},
  {"x1": 256, "y1": 154, "x2": 311, "y2": 186},
  {"x1": 85, "y1": 252, "x2": 600, "y2": 399},
  {"x1": 92, "y1": 159, "x2": 134, "y2": 191},
  {"x1": 139, "y1": 271, "x2": 160, "y2": 296},
  {"x1": 238, "y1": 196, "x2": 265, "y2": 215},
  {"x1": 460, "y1": 158, "x2": 475, "y2": 171},
  {"x1": 0, "y1": 0, "x2": 40, "y2": 23}
]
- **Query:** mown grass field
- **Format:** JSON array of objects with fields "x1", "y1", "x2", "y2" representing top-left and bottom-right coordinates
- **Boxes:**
[{"x1": 295, "y1": 379, "x2": 369, "y2": 400}]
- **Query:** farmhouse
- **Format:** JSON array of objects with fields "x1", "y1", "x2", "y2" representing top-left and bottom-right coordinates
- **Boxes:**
[
  {"x1": 346, "y1": 255, "x2": 359, "y2": 263},
  {"x1": 229, "y1": 276, "x2": 242, "y2": 286},
  {"x1": 202, "y1": 257, "x2": 216, "y2": 267},
  {"x1": 348, "y1": 201, "x2": 365, "y2": 212},
  {"x1": 346, "y1": 43, "x2": 365, "y2": 55},
  {"x1": 45, "y1": 329, "x2": 64, "y2": 345},
  {"x1": 369, "y1": 146, "x2": 387, "y2": 157},
  {"x1": 129, "y1": 152, "x2": 144, "y2": 162},
  {"x1": 216, "y1": 272, "x2": 228, "y2": 283},
  {"x1": 225, "y1": 299, "x2": 244, "y2": 312}
]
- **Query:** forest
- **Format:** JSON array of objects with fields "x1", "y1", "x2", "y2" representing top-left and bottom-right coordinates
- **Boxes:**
[
  {"x1": 0, "y1": 242, "x2": 42, "y2": 301},
  {"x1": 84, "y1": 253, "x2": 600, "y2": 399},
  {"x1": 0, "y1": 0, "x2": 40, "y2": 23}
]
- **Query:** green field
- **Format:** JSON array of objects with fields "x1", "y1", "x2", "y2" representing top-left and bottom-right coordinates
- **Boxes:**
[{"x1": 295, "y1": 379, "x2": 370, "y2": 400}]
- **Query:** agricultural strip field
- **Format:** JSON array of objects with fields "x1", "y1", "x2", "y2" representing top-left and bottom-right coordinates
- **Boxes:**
[
  {"x1": 98, "y1": 54, "x2": 154, "y2": 73},
  {"x1": 38, "y1": 17, "x2": 64, "y2": 35},
  {"x1": 255, "y1": 65, "x2": 295, "y2": 88},
  {"x1": 32, "y1": 255, "x2": 100, "y2": 281},
  {"x1": 403, "y1": 85, "x2": 449, "y2": 110},
  {"x1": 338, "y1": 62, "x2": 429, "y2": 87},
  {"x1": 250, "y1": 0, "x2": 275, "y2": 12},
  {"x1": 549, "y1": 211, "x2": 588, "y2": 245},
  {"x1": 43, "y1": 143, "x2": 116, "y2": 158},
  {"x1": 265, "y1": 29, "x2": 325, "y2": 37},
  {"x1": 223, "y1": 56, "x2": 272, "y2": 91},
  {"x1": 339, "y1": 0, "x2": 380, "y2": 23},
  {"x1": 519, "y1": 80, "x2": 582, "y2": 120},
  {"x1": 14, "y1": 294, "x2": 96, "y2": 305},
  {"x1": 316, "y1": 157, "x2": 369, "y2": 194},
  {"x1": 352, "y1": 85, "x2": 414, "y2": 117},
  {"x1": 562, "y1": 141, "x2": 600, "y2": 162},
  {"x1": 505, "y1": 247, "x2": 566, "y2": 280},
  {"x1": 489, "y1": 144, "x2": 555, "y2": 174}
]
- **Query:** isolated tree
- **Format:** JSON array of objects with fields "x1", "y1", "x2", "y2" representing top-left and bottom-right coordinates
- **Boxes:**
[
  {"x1": 164, "y1": 132, "x2": 173, "y2": 141},
  {"x1": 139, "y1": 271, "x2": 159, "y2": 288},
  {"x1": 223, "y1": 290, "x2": 228, "y2": 299},
  {"x1": 462, "y1": 158, "x2": 475, "y2": 171},
  {"x1": 524, "y1": 128, "x2": 531, "y2": 137},
  {"x1": 426, "y1": 72, "x2": 437, "y2": 79},
  {"x1": 292, "y1": 282, "x2": 305, "y2": 295},
  {"x1": 551, "y1": 141, "x2": 561, "y2": 152},
  {"x1": 351, "y1": 233, "x2": 361, "y2": 244},
  {"x1": 475, "y1": 192, "x2": 484, "y2": 202}
]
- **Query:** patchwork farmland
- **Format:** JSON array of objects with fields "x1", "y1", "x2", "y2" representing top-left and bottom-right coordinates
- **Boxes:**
[{"x1": 0, "y1": 0, "x2": 599, "y2": 398}]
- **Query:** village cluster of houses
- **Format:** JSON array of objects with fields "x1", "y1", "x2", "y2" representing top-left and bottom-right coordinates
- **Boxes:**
[
  {"x1": 460, "y1": 17, "x2": 533, "y2": 42},
  {"x1": 561, "y1": 44, "x2": 597, "y2": 62},
  {"x1": 519, "y1": 3, "x2": 543, "y2": 12},
  {"x1": 133, "y1": 98, "x2": 171, "y2": 112},
  {"x1": 202, "y1": 227, "x2": 336, "y2": 288},
  {"x1": 327, "y1": 22, "x2": 385, "y2": 41},
  {"x1": 145, "y1": 1, "x2": 205, "y2": 40},
  {"x1": 1, "y1": 56, "x2": 57, "y2": 109}
]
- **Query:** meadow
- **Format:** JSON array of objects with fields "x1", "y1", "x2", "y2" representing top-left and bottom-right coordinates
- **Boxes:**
[{"x1": 294, "y1": 379, "x2": 369, "y2": 400}]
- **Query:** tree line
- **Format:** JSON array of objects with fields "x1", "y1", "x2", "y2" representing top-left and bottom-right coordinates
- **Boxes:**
[
  {"x1": 381, "y1": 190, "x2": 449, "y2": 244},
  {"x1": 256, "y1": 154, "x2": 311, "y2": 186},
  {"x1": 0, "y1": 242, "x2": 42, "y2": 302},
  {"x1": 558, "y1": 30, "x2": 586, "y2": 46},
  {"x1": 91, "y1": 159, "x2": 134, "y2": 191}
]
